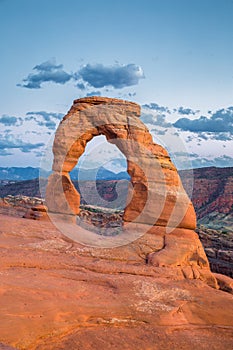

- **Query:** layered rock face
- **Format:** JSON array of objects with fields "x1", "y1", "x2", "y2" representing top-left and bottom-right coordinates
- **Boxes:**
[
  {"x1": 23, "y1": 204, "x2": 49, "y2": 221},
  {"x1": 180, "y1": 167, "x2": 233, "y2": 232},
  {"x1": 197, "y1": 227, "x2": 233, "y2": 278}
]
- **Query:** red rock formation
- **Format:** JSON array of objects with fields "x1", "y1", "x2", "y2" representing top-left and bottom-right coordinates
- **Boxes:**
[
  {"x1": 44, "y1": 97, "x2": 215, "y2": 282},
  {"x1": 23, "y1": 204, "x2": 49, "y2": 221},
  {"x1": 46, "y1": 97, "x2": 196, "y2": 230},
  {"x1": 214, "y1": 273, "x2": 233, "y2": 294}
]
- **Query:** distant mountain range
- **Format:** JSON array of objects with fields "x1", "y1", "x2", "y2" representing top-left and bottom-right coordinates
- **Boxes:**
[
  {"x1": 0, "y1": 166, "x2": 130, "y2": 182},
  {"x1": 71, "y1": 166, "x2": 130, "y2": 181},
  {"x1": 0, "y1": 167, "x2": 40, "y2": 181}
]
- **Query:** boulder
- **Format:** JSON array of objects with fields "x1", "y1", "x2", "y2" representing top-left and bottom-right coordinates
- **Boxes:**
[{"x1": 23, "y1": 204, "x2": 49, "y2": 221}]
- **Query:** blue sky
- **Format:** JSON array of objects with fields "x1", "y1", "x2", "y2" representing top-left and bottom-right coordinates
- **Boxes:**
[{"x1": 0, "y1": 0, "x2": 233, "y2": 169}]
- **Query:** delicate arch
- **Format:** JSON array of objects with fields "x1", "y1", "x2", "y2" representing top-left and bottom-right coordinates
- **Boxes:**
[{"x1": 46, "y1": 97, "x2": 196, "y2": 230}]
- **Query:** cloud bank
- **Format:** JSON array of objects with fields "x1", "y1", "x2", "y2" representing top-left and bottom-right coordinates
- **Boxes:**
[
  {"x1": 173, "y1": 107, "x2": 233, "y2": 133},
  {"x1": 77, "y1": 63, "x2": 144, "y2": 89},
  {"x1": 0, "y1": 133, "x2": 44, "y2": 154},
  {"x1": 0, "y1": 115, "x2": 20, "y2": 126},
  {"x1": 142, "y1": 103, "x2": 170, "y2": 113},
  {"x1": 26, "y1": 111, "x2": 64, "y2": 130},
  {"x1": 176, "y1": 107, "x2": 199, "y2": 115},
  {"x1": 18, "y1": 60, "x2": 144, "y2": 90},
  {"x1": 17, "y1": 59, "x2": 72, "y2": 89}
]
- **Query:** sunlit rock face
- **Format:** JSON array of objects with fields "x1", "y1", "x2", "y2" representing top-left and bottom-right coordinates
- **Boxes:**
[
  {"x1": 45, "y1": 97, "x2": 213, "y2": 281},
  {"x1": 46, "y1": 96, "x2": 195, "y2": 229}
]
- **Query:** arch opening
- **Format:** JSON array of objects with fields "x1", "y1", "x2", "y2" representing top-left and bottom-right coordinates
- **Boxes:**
[
  {"x1": 44, "y1": 97, "x2": 196, "y2": 248},
  {"x1": 69, "y1": 135, "x2": 132, "y2": 235}
]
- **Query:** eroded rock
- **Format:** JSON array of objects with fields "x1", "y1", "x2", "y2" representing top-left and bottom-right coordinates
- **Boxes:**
[
  {"x1": 46, "y1": 97, "x2": 196, "y2": 229},
  {"x1": 44, "y1": 97, "x2": 213, "y2": 282},
  {"x1": 23, "y1": 204, "x2": 49, "y2": 221}
]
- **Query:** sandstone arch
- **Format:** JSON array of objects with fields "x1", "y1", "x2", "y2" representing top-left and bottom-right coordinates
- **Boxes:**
[
  {"x1": 44, "y1": 97, "x2": 218, "y2": 284},
  {"x1": 46, "y1": 96, "x2": 195, "y2": 230}
]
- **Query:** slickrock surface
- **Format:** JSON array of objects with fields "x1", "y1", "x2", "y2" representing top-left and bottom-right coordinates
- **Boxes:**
[
  {"x1": 0, "y1": 214, "x2": 233, "y2": 350},
  {"x1": 0, "y1": 344, "x2": 18, "y2": 350},
  {"x1": 1, "y1": 196, "x2": 232, "y2": 279}
]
